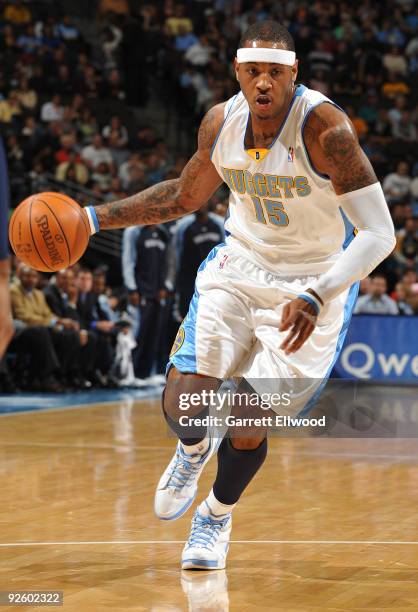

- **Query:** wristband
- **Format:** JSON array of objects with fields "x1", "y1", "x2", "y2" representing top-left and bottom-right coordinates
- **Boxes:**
[
  {"x1": 85, "y1": 205, "x2": 100, "y2": 235},
  {"x1": 297, "y1": 292, "x2": 321, "y2": 315}
]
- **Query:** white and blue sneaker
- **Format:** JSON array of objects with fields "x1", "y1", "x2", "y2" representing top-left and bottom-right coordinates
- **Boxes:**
[
  {"x1": 154, "y1": 436, "x2": 220, "y2": 521},
  {"x1": 181, "y1": 510, "x2": 232, "y2": 570}
]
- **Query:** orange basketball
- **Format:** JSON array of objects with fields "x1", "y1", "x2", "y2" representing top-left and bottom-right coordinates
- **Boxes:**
[{"x1": 8, "y1": 192, "x2": 90, "y2": 272}]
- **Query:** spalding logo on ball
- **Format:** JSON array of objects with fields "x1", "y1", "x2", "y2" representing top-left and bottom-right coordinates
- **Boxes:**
[{"x1": 9, "y1": 192, "x2": 90, "y2": 272}]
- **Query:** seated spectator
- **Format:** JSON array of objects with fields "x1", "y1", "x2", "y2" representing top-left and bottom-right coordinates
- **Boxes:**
[
  {"x1": 184, "y1": 35, "x2": 214, "y2": 67},
  {"x1": 392, "y1": 282, "x2": 414, "y2": 315},
  {"x1": 108, "y1": 131, "x2": 130, "y2": 167},
  {"x1": 0, "y1": 91, "x2": 22, "y2": 124},
  {"x1": 354, "y1": 274, "x2": 399, "y2": 315},
  {"x1": 10, "y1": 265, "x2": 80, "y2": 389},
  {"x1": 16, "y1": 76, "x2": 38, "y2": 111},
  {"x1": 383, "y1": 162, "x2": 411, "y2": 204},
  {"x1": 383, "y1": 46, "x2": 408, "y2": 75},
  {"x1": 4, "y1": 0, "x2": 31, "y2": 25},
  {"x1": 387, "y1": 95, "x2": 407, "y2": 126},
  {"x1": 44, "y1": 269, "x2": 97, "y2": 386},
  {"x1": 41, "y1": 94, "x2": 64, "y2": 123},
  {"x1": 165, "y1": 4, "x2": 193, "y2": 35},
  {"x1": 104, "y1": 176, "x2": 127, "y2": 201},
  {"x1": 55, "y1": 153, "x2": 89, "y2": 185},
  {"x1": 346, "y1": 106, "x2": 369, "y2": 140},
  {"x1": 118, "y1": 152, "x2": 146, "y2": 189},
  {"x1": 391, "y1": 111, "x2": 417, "y2": 142},
  {"x1": 81, "y1": 134, "x2": 113, "y2": 169},
  {"x1": 76, "y1": 268, "x2": 115, "y2": 383},
  {"x1": 175, "y1": 25, "x2": 198, "y2": 52},
  {"x1": 382, "y1": 71, "x2": 410, "y2": 98},
  {"x1": 77, "y1": 108, "x2": 99, "y2": 143},
  {"x1": 16, "y1": 23, "x2": 41, "y2": 54},
  {"x1": 54, "y1": 132, "x2": 79, "y2": 165},
  {"x1": 91, "y1": 161, "x2": 113, "y2": 193},
  {"x1": 395, "y1": 217, "x2": 418, "y2": 270},
  {"x1": 55, "y1": 152, "x2": 80, "y2": 185},
  {"x1": 102, "y1": 115, "x2": 128, "y2": 148}
]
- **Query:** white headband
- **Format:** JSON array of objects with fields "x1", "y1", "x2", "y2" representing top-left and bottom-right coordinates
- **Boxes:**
[{"x1": 236, "y1": 47, "x2": 296, "y2": 66}]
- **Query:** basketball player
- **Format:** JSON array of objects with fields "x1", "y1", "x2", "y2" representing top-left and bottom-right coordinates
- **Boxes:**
[
  {"x1": 0, "y1": 136, "x2": 13, "y2": 359},
  {"x1": 82, "y1": 22, "x2": 396, "y2": 569}
]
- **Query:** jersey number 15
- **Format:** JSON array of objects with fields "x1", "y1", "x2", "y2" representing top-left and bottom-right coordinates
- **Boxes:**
[{"x1": 251, "y1": 196, "x2": 289, "y2": 227}]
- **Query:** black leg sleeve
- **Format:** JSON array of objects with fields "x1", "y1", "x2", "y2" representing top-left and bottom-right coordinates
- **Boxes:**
[{"x1": 213, "y1": 438, "x2": 268, "y2": 505}]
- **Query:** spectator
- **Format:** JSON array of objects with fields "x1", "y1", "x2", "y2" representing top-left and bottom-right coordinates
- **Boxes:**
[
  {"x1": 55, "y1": 151, "x2": 89, "y2": 185},
  {"x1": 40, "y1": 94, "x2": 64, "y2": 123},
  {"x1": 10, "y1": 265, "x2": 80, "y2": 389},
  {"x1": 392, "y1": 282, "x2": 414, "y2": 315},
  {"x1": 391, "y1": 111, "x2": 417, "y2": 142},
  {"x1": 122, "y1": 224, "x2": 171, "y2": 381},
  {"x1": 354, "y1": 275, "x2": 399, "y2": 315},
  {"x1": 394, "y1": 217, "x2": 418, "y2": 270},
  {"x1": 16, "y1": 77, "x2": 38, "y2": 111},
  {"x1": 4, "y1": 0, "x2": 32, "y2": 25},
  {"x1": 0, "y1": 91, "x2": 22, "y2": 124},
  {"x1": 81, "y1": 134, "x2": 113, "y2": 169},
  {"x1": 43, "y1": 269, "x2": 97, "y2": 387},
  {"x1": 165, "y1": 4, "x2": 193, "y2": 36},
  {"x1": 173, "y1": 206, "x2": 225, "y2": 318},
  {"x1": 76, "y1": 268, "x2": 115, "y2": 384},
  {"x1": 102, "y1": 115, "x2": 128, "y2": 147},
  {"x1": 184, "y1": 35, "x2": 214, "y2": 67},
  {"x1": 383, "y1": 162, "x2": 411, "y2": 204}
]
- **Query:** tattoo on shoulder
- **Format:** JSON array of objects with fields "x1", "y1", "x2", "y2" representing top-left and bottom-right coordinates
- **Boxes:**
[
  {"x1": 307, "y1": 104, "x2": 377, "y2": 194},
  {"x1": 198, "y1": 104, "x2": 225, "y2": 151}
]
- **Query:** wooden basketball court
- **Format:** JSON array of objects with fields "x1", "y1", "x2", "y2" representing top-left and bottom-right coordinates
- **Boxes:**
[{"x1": 1, "y1": 395, "x2": 418, "y2": 611}]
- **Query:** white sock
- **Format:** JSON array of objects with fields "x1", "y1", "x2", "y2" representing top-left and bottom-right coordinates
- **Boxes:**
[
  {"x1": 198, "y1": 489, "x2": 235, "y2": 519},
  {"x1": 181, "y1": 438, "x2": 209, "y2": 456}
]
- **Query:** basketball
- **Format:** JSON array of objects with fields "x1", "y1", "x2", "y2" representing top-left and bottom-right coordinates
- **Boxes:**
[{"x1": 8, "y1": 192, "x2": 90, "y2": 272}]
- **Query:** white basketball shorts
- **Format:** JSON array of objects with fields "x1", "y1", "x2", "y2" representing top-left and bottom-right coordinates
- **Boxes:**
[{"x1": 169, "y1": 243, "x2": 359, "y2": 416}]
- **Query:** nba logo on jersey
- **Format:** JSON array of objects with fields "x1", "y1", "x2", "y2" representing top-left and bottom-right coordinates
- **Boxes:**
[
  {"x1": 288, "y1": 146, "x2": 294, "y2": 162},
  {"x1": 255, "y1": 151, "x2": 260, "y2": 160}
]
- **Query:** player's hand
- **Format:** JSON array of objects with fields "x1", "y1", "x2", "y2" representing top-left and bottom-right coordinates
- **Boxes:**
[{"x1": 279, "y1": 298, "x2": 318, "y2": 355}]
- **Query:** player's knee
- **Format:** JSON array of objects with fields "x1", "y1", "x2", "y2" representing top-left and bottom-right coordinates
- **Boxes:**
[
  {"x1": 163, "y1": 366, "x2": 219, "y2": 420},
  {"x1": 230, "y1": 436, "x2": 266, "y2": 451}
]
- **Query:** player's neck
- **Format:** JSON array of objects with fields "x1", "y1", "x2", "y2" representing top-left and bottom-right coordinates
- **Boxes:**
[{"x1": 248, "y1": 87, "x2": 295, "y2": 147}]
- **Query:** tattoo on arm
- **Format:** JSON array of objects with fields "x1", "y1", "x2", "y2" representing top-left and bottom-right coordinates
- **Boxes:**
[
  {"x1": 305, "y1": 104, "x2": 377, "y2": 195},
  {"x1": 95, "y1": 104, "x2": 224, "y2": 229}
]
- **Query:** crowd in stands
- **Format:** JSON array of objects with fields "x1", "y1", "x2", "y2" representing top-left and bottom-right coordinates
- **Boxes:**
[{"x1": 0, "y1": 0, "x2": 417, "y2": 391}]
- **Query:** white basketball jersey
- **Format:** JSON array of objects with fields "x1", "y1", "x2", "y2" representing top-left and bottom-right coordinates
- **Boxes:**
[{"x1": 211, "y1": 84, "x2": 354, "y2": 275}]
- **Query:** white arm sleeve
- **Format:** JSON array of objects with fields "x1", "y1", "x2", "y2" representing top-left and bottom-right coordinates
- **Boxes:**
[{"x1": 310, "y1": 182, "x2": 396, "y2": 303}]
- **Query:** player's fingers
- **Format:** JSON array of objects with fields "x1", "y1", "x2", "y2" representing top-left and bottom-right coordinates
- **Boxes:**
[
  {"x1": 279, "y1": 303, "x2": 292, "y2": 331},
  {"x1": 286, "y1": 321, "x2": 315, "y2": 354},
  {"x1": 280, "y1": 314, "x2": 303, "y2": 350}
]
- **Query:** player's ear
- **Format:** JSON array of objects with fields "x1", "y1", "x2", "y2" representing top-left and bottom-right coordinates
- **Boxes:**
[
  {"x1": 234, "y1": 57, "x2": 240, "y2": 82},
  {"x1": 291, "y1": 59, "x2": 299, "y2": 84}
]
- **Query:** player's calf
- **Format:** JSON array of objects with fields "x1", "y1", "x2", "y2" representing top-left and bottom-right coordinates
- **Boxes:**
[{"x1": 154, "y1": 367, "x2": 222, "y2": 521}]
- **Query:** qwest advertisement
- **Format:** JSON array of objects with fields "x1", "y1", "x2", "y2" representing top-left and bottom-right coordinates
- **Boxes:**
[{"x1": 333, "y1": 315, "x2": 418, "y2": 382}]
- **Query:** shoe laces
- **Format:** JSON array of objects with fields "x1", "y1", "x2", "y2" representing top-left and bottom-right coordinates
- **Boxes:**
[
  {"x1": 186, "y1": 513, "x2": 230, "y2": 550},
  {"x1": 166, "y1": 447, "x2": 206, "y2": 492}
]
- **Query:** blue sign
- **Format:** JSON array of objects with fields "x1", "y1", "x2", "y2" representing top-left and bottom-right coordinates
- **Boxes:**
[{"x1": 333, "y1": 315, "x2": 418, "y2": 383}]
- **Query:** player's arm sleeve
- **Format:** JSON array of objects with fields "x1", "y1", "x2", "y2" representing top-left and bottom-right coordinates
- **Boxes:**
[
  {"x1": 309, "y1": 182, "x2": 396, "y2": 303},
  {"x1": 122, "y1": 226, "x2": 140, "y2": 291}
]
